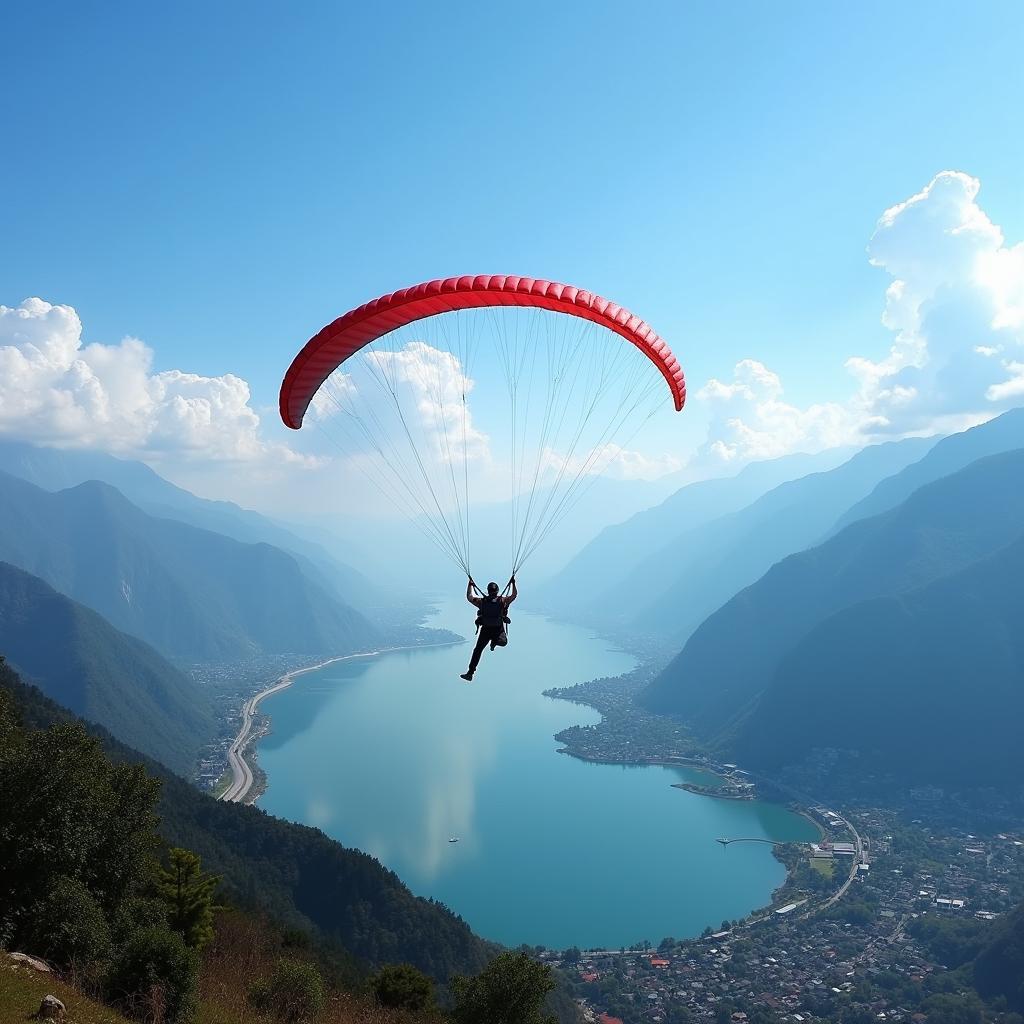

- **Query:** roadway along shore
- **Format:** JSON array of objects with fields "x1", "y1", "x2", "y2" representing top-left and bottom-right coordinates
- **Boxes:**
[{"x1": 220, "y1": 641, "x2": 460, "y2": 804}]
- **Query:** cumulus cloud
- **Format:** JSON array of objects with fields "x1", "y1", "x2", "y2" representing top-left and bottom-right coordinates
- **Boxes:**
[
  {"x1": 539, "y1": 443, "x2": 684, "y2": 482},
  {"x1": 698, "y1": 359, "x2": 856, "y2": 461},
  {"x1": 333, "y1": 341, "x2": 490, "y2": 464},
  {"x1": 0, "y1": 297, "x2": 312, "y2": 466},
  {"x1": 849, "y1": 170, "x2": 1024, "y2": 433},
  {"x1": 700, "y1": 171, "x2": 1024, "y2": 463}
]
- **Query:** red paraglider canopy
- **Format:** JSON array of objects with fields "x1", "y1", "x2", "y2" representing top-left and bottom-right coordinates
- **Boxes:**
[{"x1": 280, "y1": 275, "x2": 686, "y2": 429}]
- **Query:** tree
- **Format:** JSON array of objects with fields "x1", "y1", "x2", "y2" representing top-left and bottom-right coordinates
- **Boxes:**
[
  {"x1": 370, "y1": 963, "x2": 437, "y2": 1013},
  {"x1": 921, "y1": 993, "x2": 984, "y2": 1024},
  {"x1": 105, "y1": 925, "x2": 199, "y2": 1024},
  {"x1": 157, "y1": 848, "x2": 219, "y2": 950},
  {"x1": 250, "y1": 958, "x2": 325, "y2": 1024},
  {"x1": 451, "y1": 951, "x2": 557, "y2": 1024},
  {"x1": 30, "y1": 875, "x2": 112, "y2": 979},
  {"x1": 0, "y1": 720, "x2": 160, "y2": 951}
]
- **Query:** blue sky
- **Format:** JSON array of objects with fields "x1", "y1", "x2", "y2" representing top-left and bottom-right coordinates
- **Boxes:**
[{"x1": 2, "y1": 0, "x2": 1023, "y2": 514}]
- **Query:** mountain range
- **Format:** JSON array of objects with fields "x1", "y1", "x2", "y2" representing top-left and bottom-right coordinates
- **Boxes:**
[
  {"x1": 543, "y1": 436, "x2": 935, "y2": 643},
  {"x1": 536, "y1": 447, "x2": 854, "y2": 600},
  {"x1": 736, "y1": 525, "x2": 1024, "y2": 787},
  {"x1": 0, "y1": 470, "x2": 379, "y2": 663},
  {"x1": 0, "y1": 439, "x2": 392, "y2": 614},
  {"x1": 643, "y1": 448, "x2": 1024, "y2": 744},
  {"x1": 0, "y1": 560, "x2": 214, "y2": 775}
]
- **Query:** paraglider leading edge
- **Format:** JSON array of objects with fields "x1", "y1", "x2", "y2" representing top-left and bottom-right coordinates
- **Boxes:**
[{"x1": 279, "y1": 274, "x2": 687, "y2": 430}]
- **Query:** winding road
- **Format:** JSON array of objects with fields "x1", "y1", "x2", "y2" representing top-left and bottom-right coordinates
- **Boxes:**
[
  {"x1": 219, "y1": 641, "x2": 461, "y2": 804},
  {"x1": 220, "y1": 672, "x2": 301, "y2": 802}
]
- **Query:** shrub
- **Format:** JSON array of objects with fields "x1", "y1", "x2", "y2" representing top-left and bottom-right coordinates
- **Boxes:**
[
  {"x1": 30, "y1": 875, "x2": 112, "y2": 979},
  {"x1": 250, "y1": 958, "x2": 325, "y2": 1024},
  {"x1": 370, "y1": 962, "x2": 437, "y2": 1013},
  {"x1": 451, "y1": 951, "x2": 556, "y2": 1024},
  {"x1": 106, "y1": 925, "x2": 199, "y2": 1024}
]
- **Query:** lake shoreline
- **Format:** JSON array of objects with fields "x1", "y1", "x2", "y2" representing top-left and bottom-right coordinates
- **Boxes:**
[
  {"x1": 222, "y1": 639, "x2": 464, "y2": 804},
  {"x1": 252, "y1": 604, "x2": 822, "y2": 948}
]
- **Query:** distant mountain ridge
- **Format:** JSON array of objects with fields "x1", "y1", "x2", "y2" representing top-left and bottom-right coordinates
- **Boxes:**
[
  {"x1": 536, "y1": 447, "x2": 854, "y2": 600},
  {"x1": 0, "y1": 561, "x2": 214, "y2": 775},
  {"x1": 0, "y1": 471, "x2": 380, "y2": 662},
  {"x1": 0, "y1": 439, "x2": 391, "y2": 613},
  {"x1": 735, "y1": 527, "x2": 1024, "y2": 789},
  {"x1": 833, "y1": 407, "x2": 1024, "y2": 532},
  {"x1": 643, "y1": 447, "x2": 1024, "y2": 741},
  {"x1": 551, "y1": 437, "x2": 935, "y2": 642}
]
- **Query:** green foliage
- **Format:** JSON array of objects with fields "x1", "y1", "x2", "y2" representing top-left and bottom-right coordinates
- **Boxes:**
[
  {"x1": 105, "y1": 925, "x2": 199, "y2": 1024},
  {"x1": 369, "y1": 962, "x2": 437, "y2": 1013},
  {"x1": 973, "y1": 901, "x2": 1024, "y2": 1011},
  {"x1": 250, "y1": 958, "x2": 326, "y2": 1024},
  {"x1": 908, "y1": 914, "x2": 990, "y2": 968},
  {"x1": 157, "y1": 847, "x2": 220, "y2": 950},
  {"x1": 0, "y1": 659, "x2": 491, "y2": 985},
  {"x1": 451, "y1": 951, "x2": 557, "y2": 1024},
  {"x1": 920, "y1": 992, "x2": 984, "y2": 1024},
  {"x1": 29, "y1": 874, "x2": 112, "y2": 978},
  {"x1": 0, "y1": 712, "x2": 160, "y2": 951},
  {"x1": 827, "y1": 900, "x2": 875, "y2": 925}
]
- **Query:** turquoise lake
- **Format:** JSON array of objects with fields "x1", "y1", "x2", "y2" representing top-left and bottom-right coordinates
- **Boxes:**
[{"x1": 257, "y1": 601, "x2": 817, "y2": 950}]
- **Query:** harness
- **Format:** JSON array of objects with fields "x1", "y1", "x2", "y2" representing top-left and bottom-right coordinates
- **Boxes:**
[{"x1": 475, "y1": 595, "x2": 506, "y2": 630}]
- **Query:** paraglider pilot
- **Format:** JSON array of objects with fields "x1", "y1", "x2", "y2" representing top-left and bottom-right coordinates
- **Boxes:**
[{"x1": 461, "y1": 576, "x2": 517, "y2": 681}]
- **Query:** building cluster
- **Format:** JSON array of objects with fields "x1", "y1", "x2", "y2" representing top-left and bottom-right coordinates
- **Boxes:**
[
  {"x1": 189, "y1": 652, "x2": 312, "y2": 790},
  {"x1": 551, "y1": 812, "x2": 1023, "y2": 1024}
]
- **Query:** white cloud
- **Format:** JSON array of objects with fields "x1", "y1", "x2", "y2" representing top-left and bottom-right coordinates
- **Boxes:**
[
  {"x1": 539, "y1": 443, "x2": 683, "y2": 482},
  {"x1": 700, "y1": 171, "x2": 1024, "y2": 464},
  {"x1": 697, "y1": 359, "x2": 857, "y2": 462},
  {"x1": 362, "y1": 341, "x2": 490, "y2": 464},
  {"x1": 851, "y1": 170, "x2": 1024, "y2": 432},
  {"x1": 0, "y1": 297, "x2": 312, "y2": 467}
]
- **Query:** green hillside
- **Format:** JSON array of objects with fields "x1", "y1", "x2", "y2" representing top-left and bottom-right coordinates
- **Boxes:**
[
  {"x1": 643, "y1": 448, "x2": 1024, "y2": 739},
  {"x1": 734, "y1": 530, "x2": 1024, "y2": 788},
  {"x1": 0, "y1": 660, "x2": 491, "y2": 982},
  {"x1": 0, "y1": 561, "x2": 213, "y2": 775}
]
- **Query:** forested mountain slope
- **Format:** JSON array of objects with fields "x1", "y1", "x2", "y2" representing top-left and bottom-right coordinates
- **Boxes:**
[
  {"x1": 0, "y1": 661, "x2": 492, "y2": 981},
  {"x1": 733, "y1": 529, "x2": 1024, "y2": 789},
  {"x1": 0, "y1": 561, "x2": 214, "y2": 775},
  {"x1": 643, "y1": 449, "x2": 1024, "y2": 738},
  {"x1": 0, "y1": 471, "x2": 379, "y2": 662}
]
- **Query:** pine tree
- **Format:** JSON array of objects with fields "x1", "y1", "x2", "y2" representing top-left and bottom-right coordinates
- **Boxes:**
[{"x1": 157, "y1": 848, "x2": 219, "y2": 950}]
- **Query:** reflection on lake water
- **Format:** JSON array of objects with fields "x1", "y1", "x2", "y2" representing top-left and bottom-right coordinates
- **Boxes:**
[{"x1": 257, "y1": 601, "x2": 817, "y2": 949}]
